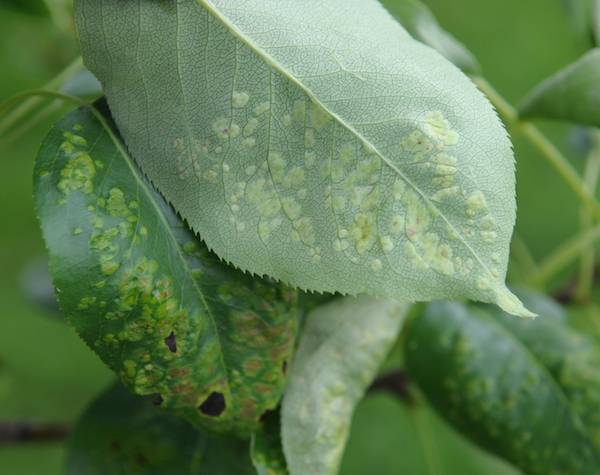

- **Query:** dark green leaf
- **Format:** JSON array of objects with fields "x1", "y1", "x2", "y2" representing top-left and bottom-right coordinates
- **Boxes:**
[
  {"x1": 67, "y1": 383, "x2": 255, "y2": 475},
  {"x1": 405, "y1": 297, "x2": 600, "y2": 475},
  {"x1": 520, "y1": 49, "x2": 600, "y2": 127},
  {"x1": 251, "y1": 410, "x2": 288, "y2": 475},
  {"x1": 382, "y1": 0, "x2": 480, "y2": 74},
  {"x1": 34, "y1": 102, "x2": 300, "y2": 435},
  {"x1": 1, "y1": 0, "x2": 47, "y2": 16}
]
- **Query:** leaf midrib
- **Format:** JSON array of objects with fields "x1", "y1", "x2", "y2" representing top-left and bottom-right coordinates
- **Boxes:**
[
  {"x1": 197, "y1": 0, "x2": 497, "y2": 284},
  {"x1": 89, "y1": 104, "x2": 232, "y2": 403}
]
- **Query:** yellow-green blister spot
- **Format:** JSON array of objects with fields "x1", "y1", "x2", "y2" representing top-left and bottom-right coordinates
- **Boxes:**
[{"x1": 232, "y1": 91, "x2": 250, "y2": 108}]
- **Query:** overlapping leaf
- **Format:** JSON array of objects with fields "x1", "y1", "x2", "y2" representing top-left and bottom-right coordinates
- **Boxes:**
[
  {"x1": 382, "y1": 0, "x2": 480, "y2": 74},
  {"x1": 76, "y1": 0, "x2": 530, "y2": 316},
  {"x1": 520, "y1": 49, "x2": 600, "y2": 127},
  {"x1": 34, "y1": 102, "x2": 299, "y2": 435},
  {"x1": 281, "y1": 296, "x2": 408, "y2": 475},
  {"x1": 67, "y1": 383, "x2": 255, "y2": 475},
  {"x1": 250, "y1": 409, "x2": 288, "y2": 475},
  {"x1": 405, "y1": 292, "x2": 600, "y2": 475}
]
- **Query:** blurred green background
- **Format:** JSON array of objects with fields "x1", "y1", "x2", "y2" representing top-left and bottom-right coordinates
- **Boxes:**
[{"x1": 0, "y1": 0, "x2": 591, "y2": 473}]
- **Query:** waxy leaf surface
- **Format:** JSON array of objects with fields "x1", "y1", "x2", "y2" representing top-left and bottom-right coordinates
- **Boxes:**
[
  {"x1": 281, "y1": 296, "x2": 408, "y2": 475},
  {"x1": 405, "y1": 293, "x2": 600, "y2": 475},
  {"x1": 67, "y1": 383, "x2": 255, "y2": 475},
  {"x1": 76, "y1": 0, "x2": 529, "y2": 316},
  {"x1": 34, "y1": 103, "x2": 299, "y2": 435},
  {"x1": 520, "y1": 49, "x2": 600, "y2": 127}
]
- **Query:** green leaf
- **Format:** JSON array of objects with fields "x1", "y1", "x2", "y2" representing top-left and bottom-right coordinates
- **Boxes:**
[
  {"x1": 405, "y1": 296, "x2": 600, "y2": 475},
  {"x1": 251, "y1": 409, "x2": 288, "y2": 475},
  {"x1": 342, "y1": 394, "x2": 518, "y2": 475},
  {"x1": 76, "y1": 0, "x2": 530, "y2": 317},
  {"x1": 486, "y1": 291, "x2": 600, "y2": 451},
  {"x1": 520, "y1": 49, "x2": 600, "y2": 127},
  {"x1": 2, "y1": 0, "x2": 47, "y2": 16},
  {"x1": 60, "y1": 69, "x2": 102, "y2": 100},
  {"x1": 281, "y1": 296, "x2": 409, "y2": 475},
  {"x1": 67, "y1": 383, "x2": 255, "y2": 475},
  {"x1": 381, "y1": 0, "x2": 480, "y2": 74},
  {"x1": 560, "y1": 0, "x2": 597, "y2": 43},
  {"x1": 34, "y1": 102, "x2": 300, "y2": 435},
  {"x1": 596, "y1": 0, "x2": 600, "y2": 44}
]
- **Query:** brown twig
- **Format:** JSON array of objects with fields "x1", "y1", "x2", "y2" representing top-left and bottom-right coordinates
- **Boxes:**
[
  {"x1": 0, "y1": 422, "x2": 71, "y2": 444},
  {"x1": 369, "y1": 369, "x2": 413, "y2": 404}
]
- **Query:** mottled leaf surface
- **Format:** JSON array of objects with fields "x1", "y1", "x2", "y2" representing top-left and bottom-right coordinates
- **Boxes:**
[
  {"x1": 405, "y1": 296, "x2": 600, "y2": 475},
  {"x1": 34, "y1": 103, "x2": 299, "y2": 435},
  {"x1": 281, "y1": 296, "x2": 408, "y2": 475},
  {"x1": 251, "y1": 409, "x2": 288, "y2": 475},
  {"x1": 487, "y1": 291, "x2": 600, "y2": 452},
  {"x1": 67, "y1": 383, "x2": 255, "y2": 475},
  {"x1": 520, "y1": 49, "x2": 600, "y2": 127},
  {"x1": 382, "y1": 0, "x2": 480, "y2": 74},
  {"x1": 76, "y1": 0, "x2": 529, "y2": 316}
]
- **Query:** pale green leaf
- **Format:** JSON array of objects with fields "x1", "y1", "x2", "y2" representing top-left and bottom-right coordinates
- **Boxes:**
[
  {"x1": 67, "y1": 383, "x2": 255, "y2": 475},
  {"x1": 381, "y1": 0, "x2": 480, "y2": 74},
  {"x1": 34, "y1": 102, "x2": 300, "y2": 435},
  {"x1": 520, "y1": 49, "x2": 600, "y2": 127},
  {"x1": 281, "y1": 296, "x2": 409, "y2": 475},
  {"x1": 76, "y1": 0, "x2": 529, "y2": 316}
]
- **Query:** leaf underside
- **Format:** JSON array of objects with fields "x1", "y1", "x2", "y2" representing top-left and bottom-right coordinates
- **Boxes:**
[
  {"x1": 405, "y1": 292, "x2": 600, "y2": 475},
  {"x1": 34, "y1": 102, "x2": 299, "y2": 435},
  {"x1": 76, "y1": 0, "x2": 531, "y2": 317},
  {"x1": 281, "y1": 296, "x2": 408, "y2": 475}
]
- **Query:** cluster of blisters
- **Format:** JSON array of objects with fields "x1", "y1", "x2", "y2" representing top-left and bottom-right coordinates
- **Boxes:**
[{"x1": 53, "y1": 123, "x2": 299, "y2": 433}]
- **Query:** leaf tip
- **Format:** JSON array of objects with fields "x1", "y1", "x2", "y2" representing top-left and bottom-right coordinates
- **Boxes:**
[{"x1": 494, "y1": 286, "x2": 537, "y2": 318}]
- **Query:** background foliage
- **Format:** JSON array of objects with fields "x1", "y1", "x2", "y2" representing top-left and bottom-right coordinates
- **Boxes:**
[{"x1": 0, "y1": 0, "x2": 596, "y2": 473}]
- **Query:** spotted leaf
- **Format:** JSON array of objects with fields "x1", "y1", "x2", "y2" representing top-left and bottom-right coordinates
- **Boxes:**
[
  {"x1": 405, "y1": 293, "x2": 600, "y2": 475},
  {"x1": 76, "y1": 0, "x2": 529, "y2": 316},
  {"x1": 251, "y1": 409, "x2": 288, "y2": 475},
  {"x1": 34, "y1": 102, "x2": 300, "y2": 435},
  {"x1": 281, "y1": 296, "x2": 409, "y2": 475},
  {"x1": 67, "y1": 383, "x2": 255, "y2": 475}
]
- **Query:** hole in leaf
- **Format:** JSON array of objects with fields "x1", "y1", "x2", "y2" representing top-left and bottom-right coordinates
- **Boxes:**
[
  {"x1": 152, "y1": 393, "x2": 164, "y2": 406},
  {"x1": 164, "y1": 332, "x2": 177, "y2": 353},
  {"x1": 199, "y1": 392, "x2": 226, "y2": 417}
]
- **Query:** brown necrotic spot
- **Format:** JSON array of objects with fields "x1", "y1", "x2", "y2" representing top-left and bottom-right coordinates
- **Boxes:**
[
  {"x1": 199, "y1": 392, "x2": 226, "y2": 417},
  {"x1": 282, "y1": 360, "x2": 288, "y2": 373},
  {"x1": 164, "y1": 332, "x2": 177, "y2": 353}
]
